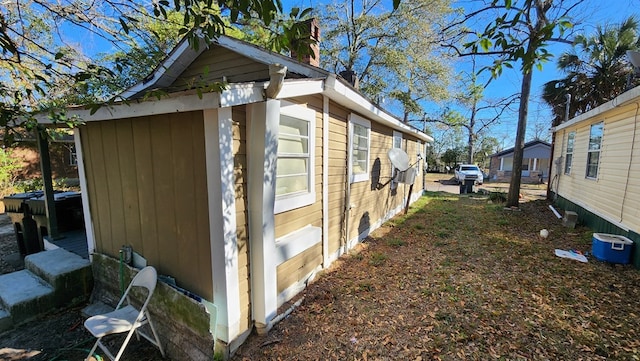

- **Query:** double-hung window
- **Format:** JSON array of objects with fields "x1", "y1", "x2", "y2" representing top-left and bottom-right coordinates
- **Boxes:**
[
  {"x1": 274, "y1": 102, "x2": 316, "y2": 214},
  {"x1": 564, "y1": 131, "x2": 575, "y2": 174},
  {"x1": 586, "y1": 122, "x2": 603, "y2": 179},
  {"x1": 349, "y1": 114, "x2": 371, "y2": 183}
]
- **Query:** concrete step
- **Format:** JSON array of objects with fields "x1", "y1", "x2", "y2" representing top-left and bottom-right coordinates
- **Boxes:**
[
  {"x1": 0, "y1": 307, "x2": 10, "y2": 333},
  {"x1": 0, "y1": 270, "x2": 54, "y2": 325},
  {"x1": 25, "y1": 248, "x2": 93, "y2": 308}
]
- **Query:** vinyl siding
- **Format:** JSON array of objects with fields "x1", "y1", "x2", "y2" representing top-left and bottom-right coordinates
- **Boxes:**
[
  {"x1": 80, "y1": 112, "x2": 213, "y2": 299},
  {"x1": 553, "y1": 103, "x2": 640, "y2": 232}
]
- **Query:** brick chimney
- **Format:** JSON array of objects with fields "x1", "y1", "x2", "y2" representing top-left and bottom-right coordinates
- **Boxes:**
[{"x1": 291, "y1": 18, "x2": 320, "y2": 67}]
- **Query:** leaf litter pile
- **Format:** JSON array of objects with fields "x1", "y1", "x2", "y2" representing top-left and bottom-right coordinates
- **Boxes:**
[{"x1": 234, "y1": 193, "x2": 640, "y2": 360}]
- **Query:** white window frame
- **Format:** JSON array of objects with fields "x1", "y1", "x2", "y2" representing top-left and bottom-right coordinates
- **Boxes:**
[
  {"x1": 586, "y1": 121, "x2": 603, "y2": 180},
  {"x1": 274, "y1": 102, "x2": 316, "y2": 214},
  {"x1": 564, "y1": 131, "x2": 575, "y2": 175},
  {"x1": 349, "y1": 114, "x2": 371, "y2": 183}
]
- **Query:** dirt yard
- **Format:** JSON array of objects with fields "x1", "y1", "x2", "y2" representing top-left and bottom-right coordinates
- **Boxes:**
[
  {"x1": 232, "y1": 194, "x2": 640, "y2": 360},
  {"x1": 2, "y1": 187, "x2": 640, "y2": 360}
]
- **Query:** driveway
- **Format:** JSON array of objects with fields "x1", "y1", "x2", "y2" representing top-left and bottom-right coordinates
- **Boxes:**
[{"x1": 423, "y1": 173, "x2": 547, "y2": 201}]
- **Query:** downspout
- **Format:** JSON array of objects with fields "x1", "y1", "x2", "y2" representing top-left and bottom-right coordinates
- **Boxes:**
[
  {"x1": 265, "y1": 64, "x2": 287, "y2": 98},
  {"x1": 619, "y1": 101, "x2": 639, "y2": 223}
]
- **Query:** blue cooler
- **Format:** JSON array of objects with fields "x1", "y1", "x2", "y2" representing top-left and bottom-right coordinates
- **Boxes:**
[{"x1": 592, "y1": 233, "x2": 634, "y2": 264}]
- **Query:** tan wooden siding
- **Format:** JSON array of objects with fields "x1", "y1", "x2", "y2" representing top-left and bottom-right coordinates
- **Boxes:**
[
  {"x1": 554, "y1": 103, "x2": 640, "y2": 231},
  {"x1": 80, "y1": 112, "x2": 213, "y2": 299},
  {"x1": 170, "y1": 46, "x2": 269, "y2": 92},
  {"x1": 276, "y1": 243, "x2": 323, "y2": 293},
  {"x1": 232, "y1": 106, "x2": 252, "y2": 334},
  {"x1": 274, "y1": 96, "x2": 324, "y2": 292},
  {"x1": 327, "y1": 104, "x2": 350, "y2": 255},
  {"x1": 348, "y1": 121, "x2": 400, "y2": 241}
]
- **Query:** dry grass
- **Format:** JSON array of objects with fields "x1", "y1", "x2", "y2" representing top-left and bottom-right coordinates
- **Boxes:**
[{"x1": 234, "y1": 193, "x2": 640, "y2": 360}]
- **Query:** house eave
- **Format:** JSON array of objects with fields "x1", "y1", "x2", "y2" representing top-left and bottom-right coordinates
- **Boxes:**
[
  {"x1": 36, "y1": 83, "x2": 265, "y2": 124},
  {"x1": 322, "y1": 75, "x2": 434, "y2": 143},
  {"x1": 37, "y1": 76, "x2": 434, "y2": 144},
  {"x1": 553, "y1": 85, "x2": 640, "y2": 132}
]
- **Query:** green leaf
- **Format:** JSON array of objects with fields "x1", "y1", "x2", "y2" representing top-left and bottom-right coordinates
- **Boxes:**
[
  {"x1": 505, "y1": 0, "x2": 512, "y2": 9},
  {"x1": 393, "y1": 0, "x2": 401, "y2": 10},
  {"x1": 299, "y1": 7, "x2": 313, "y2": 18},
  {"x1": 54, "y1": 52, "x2": 64, "y2": 60},
  {"x1": 480, "y1": 38, "x2": 492, "y2": 52},
  {"x1": 89, "y1": 104, "x2": 102, "y2": 115}
]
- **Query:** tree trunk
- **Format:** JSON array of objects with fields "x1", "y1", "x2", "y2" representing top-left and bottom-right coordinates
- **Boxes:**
[
  {"x1": 506, "y1": 68, "x2": 533, "y2": 208},
  {"x1": 467, "y1": 97, "x2": 478, "y2": 163}
]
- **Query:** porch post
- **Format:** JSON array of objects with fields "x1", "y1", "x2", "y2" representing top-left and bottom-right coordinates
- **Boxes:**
[
  {"x1": 36, "y1": 126, "x2": 59, "y2": 240},
  {"x1": 204, "y1": 107, "x2": 241, "y2": 343},
  {"x1": 247, "y1": 100, "x2": 279, "y2": 334},
  {"x1": 73, "y1": 128, "x2": 96, "y2": 257}
]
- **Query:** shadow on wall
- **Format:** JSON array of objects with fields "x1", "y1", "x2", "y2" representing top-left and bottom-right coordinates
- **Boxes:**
[
  {"x1": 358, "y1": 212, "x2": 370, "y2": 238},
  {"x1": 371, "y1": 158, "x2": 381, "y2": 191}
]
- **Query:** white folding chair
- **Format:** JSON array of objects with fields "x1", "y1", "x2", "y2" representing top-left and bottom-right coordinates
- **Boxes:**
[{"x1": 84, "y1": 266, "x2": 165, "y2": 361}]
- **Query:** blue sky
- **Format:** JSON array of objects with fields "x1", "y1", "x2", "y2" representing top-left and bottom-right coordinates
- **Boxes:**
[
  {"x1": 62, "y1": 0, "x2": 640, "y2": 151},
  {"x1": 281, "y1": 0, "x2": 640, "y2": 150}
]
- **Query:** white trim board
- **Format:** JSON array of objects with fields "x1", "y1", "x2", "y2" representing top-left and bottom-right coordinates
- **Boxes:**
[
  {"x1": 36, "y1": 84, "x2": 265, "y2": 124},
  {"x1": 274, "y1": 226, "x2": 321, "y2": 266}
]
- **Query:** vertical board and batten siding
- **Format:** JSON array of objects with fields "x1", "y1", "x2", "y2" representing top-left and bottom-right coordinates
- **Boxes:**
[
  {"x1": 554, "y1": 102, "x2": 640, "y2": 231},
  {"x1": 170, "y1": 46, "x2": 270, "y2": 92},
  {"x1": 232, "y1": 106, "x2": 252, "y2": 334},
  {"x1": 275, "y1": 95, "x2": 324, "y2": 294},
  {"x1": 80, "y1": 112, "x2": 213, "y2": 299}
]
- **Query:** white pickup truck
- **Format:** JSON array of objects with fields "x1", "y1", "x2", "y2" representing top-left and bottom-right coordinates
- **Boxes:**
[{"x1": 454, "y1": 164, "x2": 484, "y2": 185}]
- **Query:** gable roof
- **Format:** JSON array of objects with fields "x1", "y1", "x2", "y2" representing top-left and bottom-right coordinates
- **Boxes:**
[
  {"x1": 120, "y1": 35, "x2": 331, "y2": 100},
  {"x1": 490, "y1": 140, "x2": 551, "y2": 158}
]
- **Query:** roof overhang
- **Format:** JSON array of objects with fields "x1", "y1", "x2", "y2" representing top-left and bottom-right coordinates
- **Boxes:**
[
  {"x1": 321, "y1": 75, "x2": 433, "y2": 143},
  {"x1": 35, "y1": 83, "x2": 266, "y2": 124},
  {"x1": 36, "y1": 77, "x2": 433, "y2": 143},
  {"x1": 553, "y1": 85, "x2": 640, "y2": 132}
]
